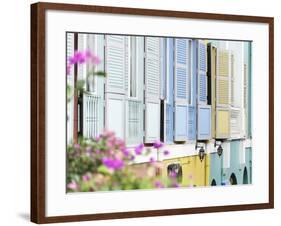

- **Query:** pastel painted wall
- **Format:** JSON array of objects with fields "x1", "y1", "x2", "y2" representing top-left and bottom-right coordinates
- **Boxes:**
[
  {"x1": 162, "y1": 155, "x2": 210, "y2": 187},
  {"x1": 209, "y1": 152, "x2": 223, "y2": 186}
]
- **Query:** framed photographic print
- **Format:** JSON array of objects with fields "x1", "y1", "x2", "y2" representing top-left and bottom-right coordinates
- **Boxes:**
[{"x1": 31, "y1": 2, "x2": 274, "y2": 224}]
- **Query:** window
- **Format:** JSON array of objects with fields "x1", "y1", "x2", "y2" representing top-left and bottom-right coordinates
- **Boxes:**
[{"x1": 128, "y1": 37, "x2": 137, "y2": 98}]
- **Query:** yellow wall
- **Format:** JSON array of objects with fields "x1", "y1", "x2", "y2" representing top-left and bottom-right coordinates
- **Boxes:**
[{"x1": 162, "y1": 155, "x2": 210, "y2": 187}]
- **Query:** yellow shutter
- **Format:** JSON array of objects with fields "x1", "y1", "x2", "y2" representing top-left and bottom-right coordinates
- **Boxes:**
[
  {"x1": 217, "y1": 109, "x2": 230, "y2": 138},
  {"x1": 217, "y1": 50, "x2": 230, "y2": 106}
]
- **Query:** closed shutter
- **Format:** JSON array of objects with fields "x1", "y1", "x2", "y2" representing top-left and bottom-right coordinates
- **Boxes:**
[
  {"x1": 105, "y1": 35, "x2": 126, "y2": 139},
  {"x1": 174, "y1": 39, "x2": 189, "y2": 141},
  {"x1": 66, "y1": 33, "x2": 75, "y2": 144},
  {"x1": 144, "y1": 37, "x2": 161, "y2": 143},
  {"x1": 197, "y1": 40, "x2": 211, "y2": 140},
  {"x1": 165, "y1": 38, "x2": 174, "y2": 143}
]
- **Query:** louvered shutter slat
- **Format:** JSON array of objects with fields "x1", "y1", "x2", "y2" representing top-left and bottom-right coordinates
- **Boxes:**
[
  {"x1": 174, "y1": 39, "x2": 189, "y2": 141},
  {"x1": 105, "y1": 35, "x2": 126, "y2": 139},
  {"x1": 144, "y1": 37, "x2": 161, "y2": 143}
]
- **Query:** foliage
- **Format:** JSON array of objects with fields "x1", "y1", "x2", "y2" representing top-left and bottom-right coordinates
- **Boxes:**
[{"x1": 67, "y1": 131, "x2": 179, "y2": 192}]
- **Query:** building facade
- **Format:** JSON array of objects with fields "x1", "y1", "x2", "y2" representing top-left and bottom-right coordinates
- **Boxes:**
[{"x1": 66, "y1": 33, "x2": 252, "y2": 186}]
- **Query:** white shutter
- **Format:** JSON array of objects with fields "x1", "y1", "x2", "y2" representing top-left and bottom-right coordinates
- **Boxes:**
[
  {"x1": 230, "y1": 107, "x2": 241, "y2": 138},
  {"x1": 174, "y1": 39, "x2": 189, "y2": 141},
  {"x1": 106, "y1": 35, "x2": 126, "y2": 94},
  {"x1": 80, "y1": 34, "x2": 105, "y2": 139},
  {"x1": 197, "y1": 40, "x2": 211, "y2": 140},
  {"x1": 198, "y1": 40, "x2": 208, "y2": 104},
  {"x1": 126, "y1": 37, "x2": 144, "y2": 145},
  {"x1": 105, "y1": 35, "x2": 126, "y2": 139},
  {"x1": 66, "y1": 33, "x2": 74, "y2": 144},
  {"x1": 144, "y1": 37, "x2": 161, "y2": 143}
]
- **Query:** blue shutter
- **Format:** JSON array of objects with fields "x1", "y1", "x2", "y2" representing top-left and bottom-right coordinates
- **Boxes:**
[
  {"x1": 174, "y1": 39, "x2": 189, "y2": 141},
  {"x1": 165, "y1": 38, "x2": 174, "y2": 143},
  {"x1": 144, "y1": 37, "x2": 161, "y2": 143},
  {"x1": 187, "y1": 40, "x2": 197, "y2": 140},
  {"x1": 105, "y1": 35, "x2": 126, "y2": 139},
  {"x1": 197, "y1": 40, "x2": 211, "y2": 140}
]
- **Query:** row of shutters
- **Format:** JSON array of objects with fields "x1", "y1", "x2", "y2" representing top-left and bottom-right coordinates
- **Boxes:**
[{"x1": 67, "y1": 33, "x2": 249, "y2": 146}]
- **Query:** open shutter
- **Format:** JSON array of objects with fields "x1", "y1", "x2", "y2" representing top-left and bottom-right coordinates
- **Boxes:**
[
  {"x1": 174, "y1": 39, "x2": 189, "y2": 141},
  {"x1": 165, "y1": 38, "x2": 174, "y2": 143},
  {"x1": 144, "y1": 37, "x2": 161, "y2": 143},
  {"x1": 81, "y1": 35, "x2": 105, "y2": 139},
  {"x1": 105, "y1": 35, "x2": 126, "y2": 139},
  {"x1": 216, "y1": 49, "x2": 230, "y2": 139},
  {"x1": 126, "y1": 37, "x2": 144, "y2": 146},
  {"x1": 197, "y1": 40, "x2": 211, "y2": 140},
  {"x1": 66, "y1": 33, "x2": 75, "y2": 144},
  {"x1": 207, "y1": 43, "x2": 217, "y2": 138},
  {"x1": 188, "y1": 40, "x2": 197, "y2": 140}
]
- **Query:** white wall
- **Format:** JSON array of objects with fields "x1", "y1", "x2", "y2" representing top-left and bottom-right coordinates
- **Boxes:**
[{"x1": 0, "y1": 0, "x2": 279, "y2": 225}]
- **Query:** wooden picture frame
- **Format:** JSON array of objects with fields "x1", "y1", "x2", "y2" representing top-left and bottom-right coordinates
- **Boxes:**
[{"x1": 31, "y1": 2, "x2": 274, "y2": 223}]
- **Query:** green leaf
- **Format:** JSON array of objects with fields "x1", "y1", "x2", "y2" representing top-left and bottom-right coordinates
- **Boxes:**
[
  {"x1": 94, "y1": 71, "x2": 106, "y2": 77},
  {"x1": 76, "y1": 79, "x2": 85, "y2": 90},
  {"x1": 97, "y1": 165, "x2": 111, "y2": 175}
]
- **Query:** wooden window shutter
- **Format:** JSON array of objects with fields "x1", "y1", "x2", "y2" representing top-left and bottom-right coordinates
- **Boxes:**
[
  {"x1": 197, "y1": 40, "x2": 211, "y2": 140},
  {"x1": 126, "y1": 36, "x2": 144, "y2": 145},
  {"x1": 105, "y1": 35, "x2": 126, "y2": 139},
  {"x1": 174, "y1": 39, "x2": 189, "y2": 141},
  {"x1": 165, "y1": 38, "x2": 174, "y2": 143},
  {"x1": 144, "y1": 37, "x2": 161, "y2": 143}
]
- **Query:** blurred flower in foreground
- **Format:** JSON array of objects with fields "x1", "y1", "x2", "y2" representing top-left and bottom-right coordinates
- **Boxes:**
[
  {"x1": 134, "y1": 143, "x2": 144, "y2": 155},
  {"x1": 102, "y1": 157, "x2": 124, "y2": 170},
  {"x1": 153, "y1": 141, "x2": 164, "y2": 149},
  {"x1": 67, "y1": 181, "x2": 78, "y2": 191}
]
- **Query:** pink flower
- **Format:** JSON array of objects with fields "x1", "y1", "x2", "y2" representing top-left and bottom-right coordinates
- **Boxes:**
[
  {"x1": 154, "y1": 180, "x2": 164, "y2": 188},
  {"x1": 168, "y1": 171, "x2": 177, "y2": 178},
  {"x1": 91, "y1": 55, "x2": 101, "y2": 65},
  {"x1": 69, "y1": 51, "x2": 86, "y2": 65},
  {"x1": 82, "y1": 173, "x2": 91, "y2": 182},
  {"x1": 153, "y1": 141, "x2": 164, "y2": 149},
  {"x1": 102, "y1": 157, "x2": 124, "y2": 170},
  {"x1": 115, "y1": 138, "x2": 125, "y2": 148},
  {"x1": 149, "y1": 157, "x2": 155, "y2": 163},
  {"x1": 74, "y1": 143, "x2": 80, "y2": 150},
  {"x1": 121, "y1": 148, "x2": 130, "y2": 157},
  {"x1": 135, "y1": 143, "x2": 144, "y2": 155},
  {"x1": 103, "y1": 130, "x2": 115, "y2": 138},
  {"x1": 163, "y1": 150, "x2": 170, "y2": 156},
  {"x1": 171, "y1": 182, "x2": 180, "y2": 188},
  {"x1": 66, "y1": 64, "x2": 71, "y2": 75},
  {"x1": 67, "y1": 181, "x2": 78, "y2": 191}
]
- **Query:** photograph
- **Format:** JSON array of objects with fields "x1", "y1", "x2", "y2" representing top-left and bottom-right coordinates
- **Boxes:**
[{"x1": 66, "y1": 33, "x2": 253, "y2": 193}]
